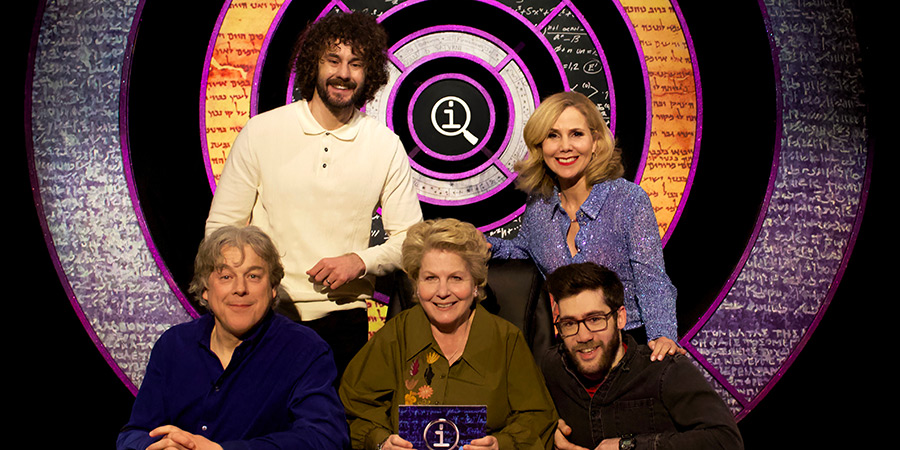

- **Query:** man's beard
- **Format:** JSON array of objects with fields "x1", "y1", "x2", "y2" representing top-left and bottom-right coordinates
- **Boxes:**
[
  {"x1": 566, "y1": 330, "x2": 620, "y2": 382},
  {"x1": 316, "y1": 77, "x2": 362, "y2": 111}
]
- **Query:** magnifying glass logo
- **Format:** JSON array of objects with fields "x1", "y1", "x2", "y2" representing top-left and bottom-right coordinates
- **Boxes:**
[{"x1": 431, "y1": 96, "x2": 479, "y2": 145}]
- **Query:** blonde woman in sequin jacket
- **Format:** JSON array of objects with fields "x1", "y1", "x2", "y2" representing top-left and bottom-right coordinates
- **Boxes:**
[{"x1": 487, "y1": 91, "x2": 683, "y2": 361}]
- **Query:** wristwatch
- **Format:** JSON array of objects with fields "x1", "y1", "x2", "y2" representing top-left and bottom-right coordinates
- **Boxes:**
[{"x1": 619, "y1": 434, "x2": 636, "y2": 450}]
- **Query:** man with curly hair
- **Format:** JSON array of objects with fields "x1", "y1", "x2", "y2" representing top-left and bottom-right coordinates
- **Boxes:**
[{"x1": 205, "y1": 12, "x2": 422, "y2": 376}]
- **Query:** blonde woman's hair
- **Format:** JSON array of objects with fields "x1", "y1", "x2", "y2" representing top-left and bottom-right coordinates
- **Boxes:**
[
  {"x1": 515, "y1": 91, "x2": 623, "y2": 198},
  {"x1": 401, "y1": 218, "x2": 491, "y2": 301}
]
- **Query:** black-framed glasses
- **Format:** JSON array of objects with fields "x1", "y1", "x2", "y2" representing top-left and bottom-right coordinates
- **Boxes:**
[{"x1": 554, "y1": 310, "x2": 616, "y2": 337}]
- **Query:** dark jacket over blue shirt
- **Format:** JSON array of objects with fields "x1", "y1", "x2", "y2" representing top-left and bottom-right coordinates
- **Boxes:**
[{"x1": 117, "y1": 312, "x2": 349, "y2": 450}]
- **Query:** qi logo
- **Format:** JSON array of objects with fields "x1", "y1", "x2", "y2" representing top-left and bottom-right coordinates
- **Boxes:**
[
  {"x1": 411, "y1": 77, "x2": 493, "y2": 160},
  {"x1": 432, "y1": 96, "x2": 479, "y2": 145},
  {"x1": 423, "y1": 418, "x2": 460, "y2": 450}
]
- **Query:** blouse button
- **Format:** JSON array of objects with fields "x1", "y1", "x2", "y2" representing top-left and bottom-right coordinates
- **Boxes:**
[{"x1": 323, "y1": 163, "x2": 327, "y2": 168}]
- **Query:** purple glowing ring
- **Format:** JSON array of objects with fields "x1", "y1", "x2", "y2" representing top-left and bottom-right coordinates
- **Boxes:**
[
  {"x1": 376, "y1": 27, "x2": 538, "y2": 205},
  {"x1": 406, "y1": 73, "x2": 498, "y2": 163},
  {"x1": 386, "y1": 49, "x2": 519, "y2": 182}
]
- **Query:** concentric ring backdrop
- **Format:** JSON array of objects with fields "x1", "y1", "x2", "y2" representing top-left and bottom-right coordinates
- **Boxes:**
[{"x1": 20, "y1": 0, "x2": 878, "y2": 445}]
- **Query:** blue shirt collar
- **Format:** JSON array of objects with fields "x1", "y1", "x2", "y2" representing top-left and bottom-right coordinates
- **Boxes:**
[
  {"x1": 196, "y1": 309, "x2": 276, "y2": 351},
  {"x1": 550, "y1": 180, "x2": 613, "y2": 222}
]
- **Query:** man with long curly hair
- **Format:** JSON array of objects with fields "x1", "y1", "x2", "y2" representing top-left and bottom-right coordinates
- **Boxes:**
[{"x1": 205, "y1": 12, "x2": 422, "y2": 376}]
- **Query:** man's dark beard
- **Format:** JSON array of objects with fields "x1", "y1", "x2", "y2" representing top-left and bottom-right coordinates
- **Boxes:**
[
  {"x1": 566, "y1": 329, "x2": 621, "y2": 382},
  {"x1": 316, "y1": 77, "x2": 361, "y2": 111}
]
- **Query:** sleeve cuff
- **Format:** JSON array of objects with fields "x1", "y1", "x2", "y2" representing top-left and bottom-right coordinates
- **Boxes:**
[{"x1": 365, "y1": 428, "x2": 391, "y2": 450}]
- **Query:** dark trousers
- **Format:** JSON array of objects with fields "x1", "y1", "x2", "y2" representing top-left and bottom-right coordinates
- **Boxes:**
[{"x1": 302, "y1": 307, "x2": 368, "y2": 384}]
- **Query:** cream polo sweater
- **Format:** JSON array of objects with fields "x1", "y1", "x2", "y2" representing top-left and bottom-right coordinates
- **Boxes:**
[{"x1": 206, "y1": 100, "x2": 423, "y2": 320}]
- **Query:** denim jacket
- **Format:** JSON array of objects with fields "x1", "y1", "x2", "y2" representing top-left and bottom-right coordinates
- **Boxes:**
[{"x1": 540, "y1": 335, "x2": 743, "y2": 449}]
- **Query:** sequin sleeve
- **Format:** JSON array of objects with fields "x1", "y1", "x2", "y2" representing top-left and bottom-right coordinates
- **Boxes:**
[
  {"x1": 624, "y1": 185, "x2": 678, "y2": 341},
  {"x1": 486, "y1": 209, "x2": 534, "y2": 260}
]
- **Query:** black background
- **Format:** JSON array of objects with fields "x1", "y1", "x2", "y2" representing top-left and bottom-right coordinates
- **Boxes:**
[{"x1": 17, "y1": 0, "x2": 881, "y2": 446}]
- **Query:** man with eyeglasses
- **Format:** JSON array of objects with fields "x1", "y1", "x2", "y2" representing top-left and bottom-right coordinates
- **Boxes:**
[{"x1": 541, "y1": 262, "x2": 743, "y2": 450}]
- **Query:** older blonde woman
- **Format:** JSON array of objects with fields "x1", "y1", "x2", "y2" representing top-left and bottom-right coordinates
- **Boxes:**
[
  {"x1": 340, "y1": 218, "x2": 557, "y2": 450},
  {"x1": 488, "y1": 91, "x2": 681, "y2": 360}
]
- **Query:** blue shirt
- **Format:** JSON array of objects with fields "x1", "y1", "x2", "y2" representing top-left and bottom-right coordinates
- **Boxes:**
[
  {"x1": 488, "y1": 178, "x2": 678, "y2": 341},
  {"x1": 117, "y1": 312, "x2": 349, "y2": 450}
]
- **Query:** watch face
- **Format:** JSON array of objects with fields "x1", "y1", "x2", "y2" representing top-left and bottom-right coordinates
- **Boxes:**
[{"x1": 619, "y1": 436, "x2": 636, "y2": 450}]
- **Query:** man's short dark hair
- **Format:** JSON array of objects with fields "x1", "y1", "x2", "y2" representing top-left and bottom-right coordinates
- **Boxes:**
[
  {"x1": 546, "y1": 262, "x2": 625, "y2": 310},
  {"x1": 292, "y1": 12, "x2": 389, "y2": 108},
  {"x1": 189, "y1": 226, "x2": 285, "y2": 308}
]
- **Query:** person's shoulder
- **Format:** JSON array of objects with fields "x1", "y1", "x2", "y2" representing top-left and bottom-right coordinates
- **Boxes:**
[
  {"x1": 360, "y1": 305, "x2": 417, "y2": 348},
  {"x1": 160, "y1": 316, "x2": 205, "y2": 339},
  {"x1": 271, "y1": 313, "x2": 327, "y2": 344},
  {"x1": 263, "y1": 314, "x2": 338, "y2": 361},
  {"x1": 623, "y1": 342, "x2": 662, "y2": 371},
  {"x1": 475, "y1": 306, "x2": 527, "y2": 343},
  {"x1": 599, "y1": 177, "x2": 653, "y2": 209},
  {"x1": 247, "y1": 103, "x2": 297, "y2": 124},
  {"x1": 150, "y1": 316, "x2": 206, "y2": 353},
  {"x1": 538, "y1": 344, "x2": 564, "y2": 372},
  {"x1": 525, "y1": 192, "x2": 552, "y2": 205},
  {"x1": 629, "y1": 343, "x2": 696, "y2": 375},
  {"x1": 603, "y1": 177, "x2": 646, "y2": 195},
  {"x1": 356, "y1": 112, "x2": 401, "y2": 143},
  {"x1": 237, "y1": 103, "x2": 300, "y2": 138},
  {"x1": 665, "y1": 352, "x2": 705, "y2": 374},
  {"x1": 355, "y1": 110, "x2": 391, "y2": 130},
  {"x1": 263, "y1": 315, "x2": 343, "y2": 382},
  {"x1": 384, "y1": 305, "x2": 420, "y2": 336},
  {"x1": 524, "y1": 192, "x2": 555, "y2": 214}
]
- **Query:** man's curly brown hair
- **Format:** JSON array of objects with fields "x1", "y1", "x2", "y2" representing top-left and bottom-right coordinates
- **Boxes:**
[{"x1": 292, "y1": 12, "x2": 389, "y2": 109}]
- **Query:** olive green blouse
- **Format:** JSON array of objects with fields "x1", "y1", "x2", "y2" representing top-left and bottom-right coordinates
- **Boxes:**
[{"x1": 339, "y1": 304, "x2": 558, "y2": 449}]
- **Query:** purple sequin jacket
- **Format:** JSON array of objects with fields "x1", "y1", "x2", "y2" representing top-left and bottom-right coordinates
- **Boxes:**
[{"x1": 488, "y1": 178, "x2": 678, "y2": 341}]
